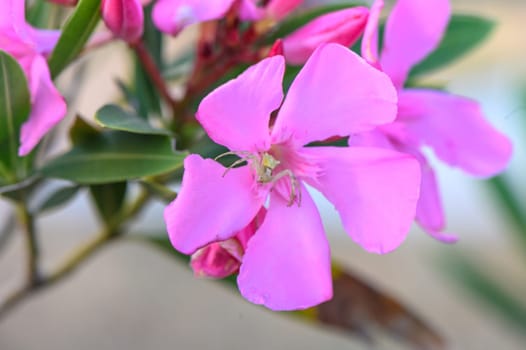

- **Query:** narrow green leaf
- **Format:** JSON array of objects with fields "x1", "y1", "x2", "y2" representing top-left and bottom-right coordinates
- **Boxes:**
[
  {"x1": 486, "y1": 175, "x2": 526, "y2": 250},
  {"x1": 47, "y1": 0, "x2": 102, "y2": 79},
  {"x1": 35, "y1": 185, "x2": 81, "y2": 213},
  {"x1": 115, "y1": 79, "x2": 142, "y2": 114},
  {"x1": 0, "y1": 176, "x2": 41, "y2": 202},
  {"x1": 139, "y1": 179, "x2": 177, "y2": 203},
  {"x1": 40, "y1": 131, "x2": 185, "y2": 184},
  {"x1": 89, "y1": 182, "x2": 127, "y2": 224},
  {"x1": 95, "y1": 104, "x2": 171, "y2": 135},
  {"x1": 0, "y1": 51, "x2": 31, "y2": 180},
  {"x1": 445, "y1": 255, "x2": 526, "y2": 330},
  {"x1": 163, "y1": 51, "x2": 195, "y2": 80},
  {"x1": 27, "y1": 0, "x2": 54, "y2": 28},
  {"x1": 260, "y1": 2, "x2": 367, "y2": 45},
  {"x1": 69, "y1": 115, "x2": 100, "y2": 144},
  {"x1": 131, "y1": 3, "x2": 163, "y2": 118},
  {"x1": 410, "y1": 15, "x2": 495, "y2": 77}
]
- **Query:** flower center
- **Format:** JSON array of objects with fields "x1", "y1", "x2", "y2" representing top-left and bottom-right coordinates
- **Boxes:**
[{"x1": 216, "y1": 150, "x2": 301, "y2": 206}]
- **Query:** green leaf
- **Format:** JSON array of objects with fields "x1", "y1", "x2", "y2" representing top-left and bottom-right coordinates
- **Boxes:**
[
  {"x1": 27, "y1": 0, "x2": 55, "y2": 28},
  {"x1": 139, "y1": 179, "x2": 177, "y2": 203},
  {"x1": 89, "y1": 182, "x2": 127, "y2": 224},
  {"x1": 0, "y1": 176, "x2": 41, "y2": 203},
  {"x1": 95, "y1": 104, "x2": 171, "y2": 135},
  {"x1": 131, "y1": 3, "x2": 163, "y2": 118},
  {"x1": 445, "y1": 255, "x2": 526, "y2": 330},
  {"x1": 0, "y1": 50, "x2": 31, "y2": 180},
  {"x1": 260, "y1": 2, "x2": 367, "y2": 45},
  {"x1": 486, "y1": 175, "x2": 526, "y2": 250},
  {"x1": 40, "y1": 131, "x2": 186, "y2": 184},
  {"x1": 409, "y1": 15, "x2": 495, "y2": 77},
  {"x1": 47, "y1": 0, "x2": 102, "y2": 79},
  {"x1": 163, "y1": 50, "x2": 195, "y2": 80},
  {"x1": 69, "y1": 115, "x2": 100, "y2": 144},
  {"x1": 34, "y1": 185, "x2": 81, "y2": 213}
]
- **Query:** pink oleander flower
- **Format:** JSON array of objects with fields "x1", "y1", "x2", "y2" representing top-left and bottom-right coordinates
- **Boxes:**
[
  {"x1": 191, "y1": 208, "x2": 266, "y2": 278},
  {"x1": 282, "y1": 7, "x2": 369, "y2": 65},
  {"x1": 102, "y1": 0, "x2": 144, "y2": 43},
  {"x1": 0, "y1": 0, "x2": 66, "y2": 156},
  {"x1": 152, "y1": 0, "x2": 236, "y2": 35},
  {"x1": 239, "y1": 0, "x2": 302, "y2": 21},
  {"x1": 164, "y1": 43, "x2": 421, "y2": 310},
  {"x1": 352, "y1": 0, "x2": 513, "y2": 242}
]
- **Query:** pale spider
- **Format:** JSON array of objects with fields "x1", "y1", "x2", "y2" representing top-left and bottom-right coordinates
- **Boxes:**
[{"x1": 215, "y1": 151, "x2": 302, "y2": 207}]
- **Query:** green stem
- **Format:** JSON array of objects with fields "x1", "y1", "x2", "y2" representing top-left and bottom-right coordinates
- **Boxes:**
[
  {"x1": 16, "y1": 202, "x2": 40, "y2": 286},
  {"x1": 0, "y1": 162, "x2": 15, "y2": 183},
  {"x1": 131, "y1": 41, "x2": 177, "y2": 113},
  {"x1": 0, "y1": 190, "x2": 150, "y2": 320}
]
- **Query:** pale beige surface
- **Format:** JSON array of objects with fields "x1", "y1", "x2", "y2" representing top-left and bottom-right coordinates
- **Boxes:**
[{"x1": 1, "y1": 0, "x2": 526, "y2": 349}]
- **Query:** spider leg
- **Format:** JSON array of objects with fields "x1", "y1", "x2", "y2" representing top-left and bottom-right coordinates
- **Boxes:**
[
  {"x1": 214, "y1": 150, "x2": 251, "y2": 161},
  {"x1": 222, "y1": 156, "x2": 254, "y2": 177},
  {"x1": 271, "y1": 170, "x2": 301, "y2": 207}
]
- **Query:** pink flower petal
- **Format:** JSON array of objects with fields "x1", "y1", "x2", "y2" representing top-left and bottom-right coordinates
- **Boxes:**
[
  {"x1": 19, "y1": 56, "x2": 67, "y2": 156},
  {"x1": 29, "y1": 29, "x2": 61, "y2": 55},
  {"x1": 272, "y1": 43, "x2": 397, "y2": 146},
  {"x1": 238, "y1": 0, "x2": 265, "y2": 21},
  {"x1": 197, "y1": 56, "x2": 284, "y2": 152},
  {"x1": 303, "y1": 146, "x2": 420, "y2": 254},
  {"x1": 381, "y1": 0, "x2": 451, "y2": 88},
  {"x1": 348, "y1": 128, "x2": 394, "y2": 149},
  {"x1": 164, "y1": 155, "x2": 267, "y2": 254},
  {"x1": 152, "y1": 0, "x2": 235, "y2": 35},
  {"x1": 266, "y1": 0, "x2": 303, "y2": 20},
  {"x1": 425, "y1": 229, "x2": 458, "y2": 244},
  {"x1": 0, "y1": 0, "x2": 25, "y2": 29},
  {"x1": 413, "y1": 154, "x2": 444, "y2": 231},
  {"x1": 361, "y1": 0, "x2": 383, "y2": 68},
  {"x1": 399, "y1": 89, "x2": 513, "y2": 177},
  {"x1": 283, "y1": 7, "x2": 369, "y2": 65},
  {"x1": 238, "y1": 185, "x2": 332, "y2": 311}
]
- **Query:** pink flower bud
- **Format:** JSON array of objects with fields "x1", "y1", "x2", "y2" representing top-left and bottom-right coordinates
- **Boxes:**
[
  {"x1": 190, "y1": 208, "x2": 266, "y2": 278},
  {"x1": 101, "y1": 0, "x2": 144, "y2": 43},
  {"x1": 283, "y1": 7, "x2": 369, "y2": 65},
  {"x1": 46, "y1": 0, "x2": 78, "y2": 6},
  {"x1": 190, "y1": 239, "x2": 244, "y2": 278}
]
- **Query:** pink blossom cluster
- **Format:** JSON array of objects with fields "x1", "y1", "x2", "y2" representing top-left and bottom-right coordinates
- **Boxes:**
[
  {"x1": 1, "y1": 0, "x2": 512, "y2": 311},
  {"x1": 162, "y1": 0, "x2": 512, "y2": 310}
]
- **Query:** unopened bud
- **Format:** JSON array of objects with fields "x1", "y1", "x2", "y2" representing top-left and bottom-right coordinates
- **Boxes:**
[
  {"x1": 266, "y1": 0, "x2": 302, "y2": 20},
  {"x1": 268, "y1": 39, "x2": 284, "y2": 57},
  {"x1": 101, "y1": 0, "x2": 144, "y2": 44},
  {"x1": 283, "y1": 7, "x2": 369, "y2": 65}
]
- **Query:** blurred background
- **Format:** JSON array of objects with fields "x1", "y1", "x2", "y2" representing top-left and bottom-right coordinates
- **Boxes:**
[{"x1": 1, "y1": 0, "x2": 525, "y2": 349}]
